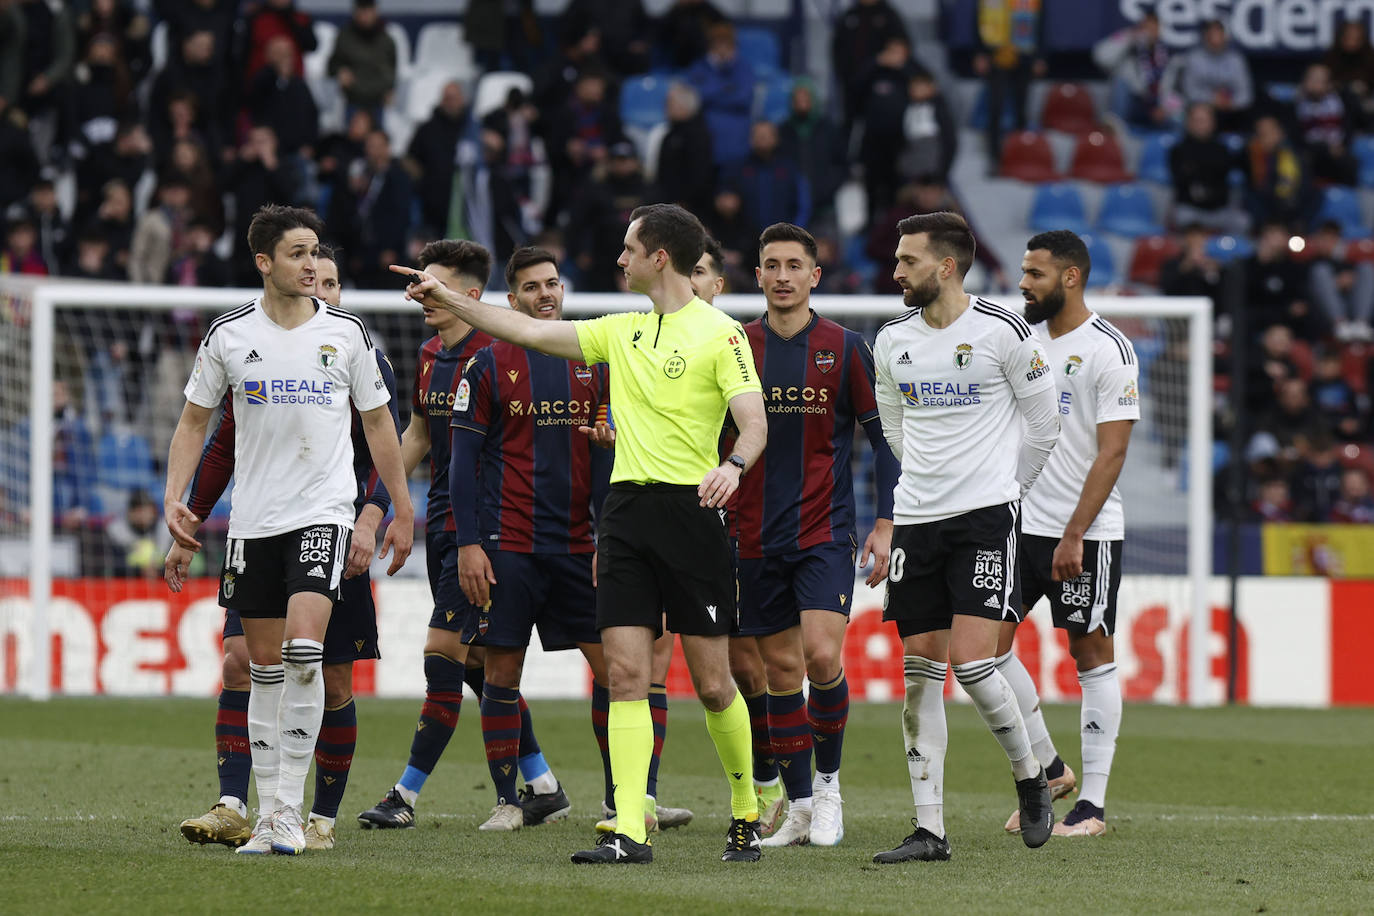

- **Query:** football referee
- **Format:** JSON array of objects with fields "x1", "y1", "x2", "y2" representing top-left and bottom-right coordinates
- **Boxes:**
[{"x1": 391, "y1": 204, "x2": 768, "y2": 865}]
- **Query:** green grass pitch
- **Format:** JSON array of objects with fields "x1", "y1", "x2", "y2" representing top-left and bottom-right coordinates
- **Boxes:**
[{"x1": 2, "y1": 697, "x2": 1372, "y2": 914}]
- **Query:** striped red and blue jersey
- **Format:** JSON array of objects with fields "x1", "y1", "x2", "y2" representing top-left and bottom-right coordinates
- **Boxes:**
[
  {"x1": 186, "y1": 348, "x2": 400, "y2": 520},
  {"x1": 413, "y1": 330, "x2": 493, "y2": 534},
  {"x1": 449, "y1": 341, "x2": 611, "y2": 554},
  {"x1": 735, "y1": 312, "x2": 899, "y2": 559}
]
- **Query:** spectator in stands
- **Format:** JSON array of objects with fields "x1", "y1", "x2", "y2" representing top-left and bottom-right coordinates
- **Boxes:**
[
  {"x1": 658, "y1": 0, "x2": 727, "y2": 70},
  {"x1": 1244, "y1": 115, "x2": 1311, "y2": 229},
  {"x1": 831, "y1": 0, "x2": 908, "y2": 136},
  {"x1": 47, "y1": 379, "x2": 101, "y2": 530},
  {"x1": 685, "y1": 21, "x2": 756, "y2": 167},
  {"x1": 654, "y1": 81, "x2": 716, "y2": 218},
  {"x1": 1292, "y1": 432, "x2": 1345, "y2": 521},
  {"x1": 106, "y1": 490, "x2": 171, "y2": 578},
  {"x1": 1246, "y1": 221, "x2": 1319, "y2": 340},
  {"x1": 458, "y1": 125, "x2": 526, "y2": 266},
  {"x1": 25, "y1": 178, "x2": 71, "y2": 273},
  {"x1": 548, "y1": 68, "x2": 622, "y2": 219},
  {"x1": 153, "y1": 0, "x2": 235, "y2": 65},
  {"x1": 1093, "y1": 9, "x2": 1171, "y2": 129},
  {"x1": 249, "y1": 34, "x2": 320, "y2": 159},
  {"x1": 727, "y1": 120, "x2": 810, "y2": 242},
  {"x1": 1170, "y1": 102, "x2": 1248, "y2": 236},
  {"x1": 70, "y1": 230, "x2": 122, "y2": 280},
  {"x1": 226, "y1": 125, "x2": 293, "y2": 283},
  {"x1": 533, "y1": 22, "x2": 605, "y2": 115},
  {"x1": 1245, "y1": 323, "x2": 1299, "y2": 418},
  {"x1": 465, "y1": 0, "x2": 540, "y2": 74},
  {"x1": 0, "y1": 98, "x2": 39, "y2": 214},
  {"x1": 569, "y1": 139, "x2": 650, "y2": 291},
  {"x1": 151, "y1": 89, "x2": 217, "y2": 173},
  {"x1": 351, "y1": 128, "x2": 414, "y2": 287},
  {"x1": 1160, "y1": 223, "x2": 1223, "y2": 301},
  {"x1": 1329, "y1": 467, "x2": 1374, "y2": 523},
  {"x1": 1262, "y1": 376, "x2": 1327, "y2": 454},
  {"x1": 329, "y1": 0, "x2": 397, "y2": 118},
  {"x1": 1306, "y1": 220, "x2": 1374, "y2": 341},
  {"x1": 15, "y1": 0, "x2": 75, "y2": 128},
  {"x1": 73, "y1": 120, "x2": 150, "y2": 225},
  {"x1": 1249, "y1": 476, "x2": 1294, "y2": 521},
  {"x1": 130, "y1": 176, "x2": 191, "y2": 284},
  {"x1": 76, "y1": 0, "x2": 150, "y2": 83},
  {"x1": 406, "y1": 81, "x2": 470, "y2": 237},
  {"x1": 317, "y1": 107, "x2": 374, "y2": 215},
  {"x1": 897, "y1": 70, "x2": 957, "y2": 186},
  {"x1": 704, "y1": 186, "x2": 753, "y2": 289},
  {"x1": 1162, "y1": 18, "x2": 1252, "y2": 131},
  {"x1": 974, "y1": 0, "x2": 1046, "y2": 161},
  {"x1": 482, "y1": 88, "x2": 550, "y2": 234},
  {"x1": 0, "y1": 1, "x2": 23, "y2": 105},
  {"x1": 560, "y1": 0, "x2": 650, "y2": 78},
  {"x1": 778, "y1": 78, "x2": 842, "y2": 225},
  {"x1": 86, "y1": 178, "x2": 133, "y2": 274},
  {"x1": 867, "y1": 179, "x2": 1006, "y2": 294},
  {"x1": 243, "y1": 0, "x2": 316, "y2": 91},
  {"x1": 1322, "y1": 20, "x2": 1374, "y2": 130},
  {"x1": 170, "y1": 219, "x2": 232, "y2": 287},
  {"x1": 151, "y1": 29, "x2": 230, "y2": 161},
  {"x1": 854, "y1": 35, "x2": 924, "y2": 225},
  {"x1": 64, "y1": 33, "x2": 138, "y2": 212},
  {"x1": 1, "y1": 214, "x2": 48, "y2": 275},
  {"x1": 167, "y1": 136, "x2": 224, "y2": 232},
  {"x1": 1309, "y1": 347, "x2": 1366, "y2": 442},
  {"x1": 1293, "y1": 63, "x2": 1357, "y2": 186}
]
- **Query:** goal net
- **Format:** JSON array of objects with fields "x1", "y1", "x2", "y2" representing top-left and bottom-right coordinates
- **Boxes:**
[{"x1": 0, "y1": 281, "x2": 1212, "y2": 704}]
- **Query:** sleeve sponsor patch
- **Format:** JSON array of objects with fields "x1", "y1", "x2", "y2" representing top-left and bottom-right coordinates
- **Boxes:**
[{"x1": 455, "y1": 378, "x2": 471, "y2": 412}]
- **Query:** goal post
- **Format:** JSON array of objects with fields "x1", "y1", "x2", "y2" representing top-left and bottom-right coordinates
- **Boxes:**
[{"x1": 1, "y1": 280, "x2": 1212, "y2": 705}]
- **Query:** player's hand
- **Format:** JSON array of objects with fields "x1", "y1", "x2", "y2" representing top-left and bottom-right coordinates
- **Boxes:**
[
  {"x1": 164, "y1": 500, "x2": 202, "y2": 551},
  {"x1": 860, "y1": 518, "x2": 893, "y2": 587},
  {"x1": 698, "y1": 462, "x2": 741, "y2": 509},
  {"x1": 346, "y1": 514, "x2": 378, "y2": 579},
  {"x1": 577, "y1": 422, "x2": 616, "y2": 449},
  {"x1": 1051, "y1": 534, "x2": 1084, "y2": 582},
  {"x1": 163, "y1": 542, "x2": 195, "y2": 594},
  {"x1": 458, "y1": 543, "x2": 496, "y2": 608},
  {"x1": 377, "y1": 514, "x2": 414, "y2": 576},
  {"x1": 389, "y1": 265, "x2": 452, "y2": 309}
]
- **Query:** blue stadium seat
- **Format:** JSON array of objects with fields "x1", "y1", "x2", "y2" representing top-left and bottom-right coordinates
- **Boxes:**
[
  {"x1": 756, "y1": 73, "x2": 794, "y2": 123},
  {"x1": 1028, "y1": 183, "x2": 1090, "y2": 235},
  {"x1": 1136, "y1": 132, "x2": 1177, "y2": 185},
  {"x1": 735, "y1": 27, "x2": 781, "y2": 72},
  {"x1": 1354, "y1": 135, "x2": 1374, "y2": 188},
  {"x1": 1205, "y1": 234, "x2": 1256, "y2": 262},
  {"x1": 620, "y1": 75, "x2": 670, "y2": 133},
  {"x1": 1097, "y1": 182, "x2": 1163, "y2": 237},
  {"x1": 1079, "y1": 233, "x2": 1117, "y2": 287},
  {"x1": 1312, "y1": 186, "x2": 1370, "y2": 238},
  {"x1": 97, "y1": 431, "x2": 158, "y2": 493}
]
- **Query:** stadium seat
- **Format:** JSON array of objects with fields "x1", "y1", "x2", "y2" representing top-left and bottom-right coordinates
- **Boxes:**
[
  {"x1": 150, "y1": 21, "x2": 168, "y2": 75},
  {"x1": 405, "y1": 70, "x2": 459, "y2": 122},
  {"x1": 473, "y1": 71, "x2": 533, "y2": 120},
  {"x1": 414, "y1": 22, "x2": 470, "y2": 80},
  {"x1": 1353, "y1": 135, "x2": 1374, "y2": 188},
  {"x1": 1136, "y1": 131, "x2": 1178, "y2": 185},
  {"x1": 1097, "y1": 182, "x2": 1163, "y2": 237},
  {"x1": 641, "y1": 121, "x2": 670, "y2": 183},
  {"x1": 999, "y1": 130, "x2": 1058, "y2": 182},
  {"x1": 735, "y1": 27, "x2": 782, "y2": 72},
  {"x1": 1266, "y1": 82, "x2": 1298, "y2": 104},
  {"x1": 1069, "y1": 131, "x2": 1132, "y2": 183},
  {"x1": 304, "y1": 21, "x2": 337, "y2": 83},
  {"x1": 387, "y1": 22, "x2": 414, "y2": 84},
  {"x1": 1343, "y1": 343, "x2": 1371, "y2": 394},
  {"x1": 1346, "y1": 237, "x2": 1374, "y2": 265},
  {"x1": 1312, "y1": 186, "x2": 1371, "y2": 238},
  {"x1": 1127, "y1": 234, "x2": 1181, "y2": 286},
  {"x1": 620, "y1": 76, "x2": 670, "y2": 132},
  {"x1": 1040, "y1": 82, "x2": 1098, "y2": 134},
  {"x1": 1028, "y1": 183, "x2": 1090, "y2": 235},
  {"x1": 1204, "y1": 234, "x2": 1256, "y2": 262},
  {"x1": 1079, "y1": 233, "x2": 1117, "y2": 287},
  {"x1": 756, "y1": 73, "x2": 794, "y2": 123}
]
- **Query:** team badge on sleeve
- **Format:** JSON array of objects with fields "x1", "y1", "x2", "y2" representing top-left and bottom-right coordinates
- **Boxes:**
[
  {"x1": 954, "y1": 343, "x2": 973, "y2": 370},
  {"x1": 574, "y1": 364, "x2": 594, "y2": 385},
  {"x1": 1119, "y1": 380, "x2": 1138, "y2": 406},
  {"x1": 318, "y1": 344, "x2": 338, "y2": 368},
  {"x1": 455, "y1": 378, "x2": 471, "y2": 411},
  {"x1": 1026, "y1": 349, "x2": 1050, "y2": 381},
  {"x1": 814, "y1": 350, "x2": 836, "y2": 374}
]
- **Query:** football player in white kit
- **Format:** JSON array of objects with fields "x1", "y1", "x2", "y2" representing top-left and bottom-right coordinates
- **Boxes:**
[
  {"x1": 998, "y1": 230, "x2": 1138, "y2": 839},
  {"x1": 871, "y1": 212, "x2": 1061, "y2": 864},
  {"x1": 164, "y1": 205, "x2": 414, "y2": 856}
]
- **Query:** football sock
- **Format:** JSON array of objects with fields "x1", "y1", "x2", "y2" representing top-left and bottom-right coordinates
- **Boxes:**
[
  {"x1": 399, "y1": 652, "x2": 465, "y2": 800},
  {"x1": 215, "y1": 687, "x2": 251, "y2": 809},
  {"x1": 480, "y1": 684, "x2": 523, "y2": 806},
  {"x1": 608, "y1": 699, "x2": 654, "y2": 843},
  {"x1": 704, "y1": 690, "x2": 757, "y2": 820},
  {"x1": 996, "y1": 649, "x2": 1059, "y2": 771},
  {"x1": 591, "y1": 681, "x2": 614, "y2": 810},
  {"x1": 247, "y1": 662, "x2": 283, "y2": 815},
  {"x1": 953, "y1": 657, "x2": 1038, "y2": 782},
  {"x1": 516, "y1": 694, "x2": 556, "y2": 793},
  {"x1": 742, "y1": 689, "x2": 779, "y2": 783},
  {"x1": 767, "y1": 687, "x2": 813, "y2": 801},
  {"x1": 903, "y1": 656, "x2": 948, "y2": 837},
  {"x1": 310, "y1": 697, "x2": 356, "y2": 820},
  {"x1": 1078, "y1": 662, "x2": 1121, "y2": 808},
  {"x1": 646, "y1": 683, "x2": 668, "y2": 800},
  {"x1": 808, "y1": 669, "x2": 849, "y2": 784},
  {"x1": 276, "y1": 639, "x2": 325, "y2": 810}
]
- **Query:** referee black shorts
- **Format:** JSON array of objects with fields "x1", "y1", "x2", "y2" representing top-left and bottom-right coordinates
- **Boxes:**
[{"x1": 596, "y1": 483, "x2": 736, "y2": 637}]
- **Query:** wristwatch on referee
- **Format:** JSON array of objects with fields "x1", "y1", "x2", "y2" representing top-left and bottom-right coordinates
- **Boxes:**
[{"x1": 725, "y1": 454, "x2": 747, "y2": 472}]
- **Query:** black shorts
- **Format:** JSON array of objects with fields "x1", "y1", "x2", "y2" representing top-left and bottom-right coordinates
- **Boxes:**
[
  {"x1": 426, "y1": 530, "x2": 486, "y2": 644},
  {"x1": 883, "y1": 502, "x2": 1022, "y2": 638},
  {"x1": 1020, "y1": 534, "x2": 1123, "y2": 636},
  {"x1": 738, "y1": 542, "x2": 855, "y2": 637},
  {"x1": 219, "y1": 525, "x2": 350, "y2": 618},
  {"x1": 596, "y1": 484, "x2": 736, "y2": 637},
  {"x1": 486, "y1": 550, "x2": 599, "y2": 650},
  {"x1": 222, "y1": 571, "x2": 380, "y2": 664}
]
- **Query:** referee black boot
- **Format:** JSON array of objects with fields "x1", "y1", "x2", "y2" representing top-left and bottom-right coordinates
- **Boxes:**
[
  {"x1": 721, "y1": 816, "x2": 763, "y2": 862},
  {"x1": 571, "y1": 832, "x2": 653, "y2": 864},
  {"x1": 1015, "y1": 768, "x2": 1055, "y2": 848}
]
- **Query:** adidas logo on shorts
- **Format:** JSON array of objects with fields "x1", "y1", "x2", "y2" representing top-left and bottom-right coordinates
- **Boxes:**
[
  {"x1": 1067, "y1": 609, "x2": 1085, "y2": 623},
  {"x1": 307, "y1": 564, "x2": 326, "y2": 579},
  {"x1": 983, "y1": 594, "x2": 1001, "y2": 609}
]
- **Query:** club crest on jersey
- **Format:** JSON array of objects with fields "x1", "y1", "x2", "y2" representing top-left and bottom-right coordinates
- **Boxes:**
[
  {"x1": 574, "y1": 364, "x2": 594, "y2": 385},
  {"x1": 954, "y1": 343, "x2": 973, "y2": 370},
  {"x1": 1065, "y1": 355, "x2": 1083, "y2": 376},
  {"x1": 318, "y1": 344, "x2": 338, "y2": 368},
  {"x1": 244, "y1": 380, "x2": 268, "y2": 404},
  {"x1": 664, "y1": 355, "x2": 686, "y2": 378},
  {"x1": 1026, "y1": 349, "x2": 1050, "y2": 381},
  {"x1": 814, "y1": 349, "x2": 836, "y2": 374}
]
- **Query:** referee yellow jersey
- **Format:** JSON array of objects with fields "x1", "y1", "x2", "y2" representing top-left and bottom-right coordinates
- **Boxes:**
[{"x1": 575, "y1": 297, "x2": 761, "y2": 485}]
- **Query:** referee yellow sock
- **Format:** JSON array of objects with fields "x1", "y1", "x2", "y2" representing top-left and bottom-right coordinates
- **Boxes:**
[
  {"x1": 608, "y1": 699, "x2": 653, "y2": 844},
  {"x1": 704, "y1": 690, "x2": 757, "y2": 820}
]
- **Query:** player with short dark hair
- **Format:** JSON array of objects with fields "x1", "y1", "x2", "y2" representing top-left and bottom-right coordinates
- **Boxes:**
[
  {"x1": 357, "y1": 239, "x2": 569, "y2": 831},
  {"x1": 169, "y1": 246, "x2": 400, "y2": 851},
  {"x1": 736, "y1": 223, "x2": 899, "y2": 849},
  {"x1": 165, "y1": 204, "x2": 413, "y2": 856},
  {"x1": 997, "y1": 229, "x2": 1137, "y2": 839},
  {"x1": 871, "y1": 210, "x2": 1060, "y2": 864},
  {"x1": 390, "y1": 202, "x2": 770, "y2": 865}
]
